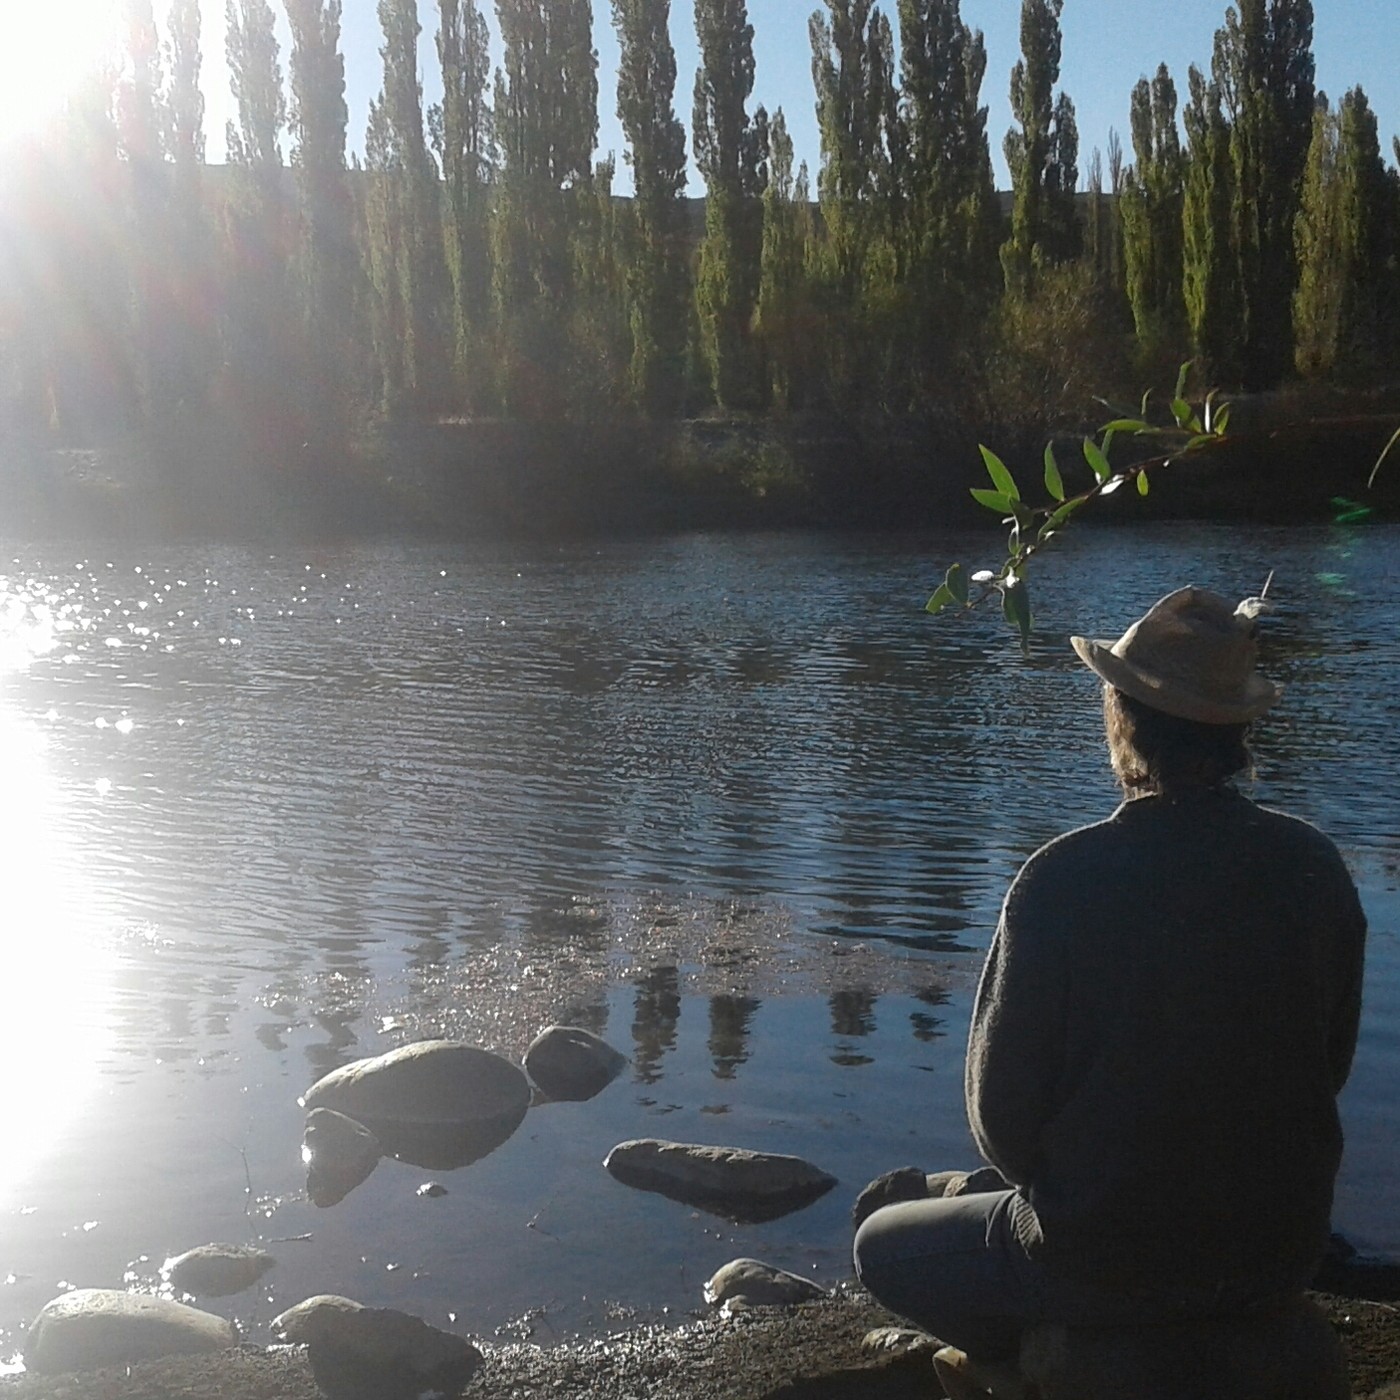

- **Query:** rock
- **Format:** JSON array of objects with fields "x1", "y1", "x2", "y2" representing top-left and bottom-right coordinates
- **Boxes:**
[
  {"x1": 862, "y1": 1326, "x2": 939, "y2": 1358},
  {"x1": 416, "y1": 1182, "x2": 448, "y2": 1198},
  {"x1": 161, "y1": 1243, "x2": 275, "y2": 1298},
  {"x1": 703, "y1": 1259, "x2": 827, "y2": 1316},
  {"x1": 851, "y1": 1166, "x2": 929, "y2": 1230},
  {"x1": 304, "y1": 1108, "x2": 381, "y2": 1208},
  {"x1": 25, "y1": 1289, "x2": 238, "y2": 1374},
  {"x1": 523, "y1": 1026, "x2": 627, "y2": 1101},
  {"x1": 604, "y1": 1139, "x2": 837, "y2": 1223},
  {"x1": 303, "y1": 1040, "x2": 531, "y2": 1127},
  {"x1": 271, "y1": 1294, "x2": 483, "y2": 1400}
]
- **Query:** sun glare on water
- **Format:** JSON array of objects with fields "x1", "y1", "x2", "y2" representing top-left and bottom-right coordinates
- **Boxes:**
[
  {"x1": 0, "y1": 0, "x2": 123, "y2": 145},
  {"x1": 0, "y1": 584, "x2": 115, "y2": 1206}
]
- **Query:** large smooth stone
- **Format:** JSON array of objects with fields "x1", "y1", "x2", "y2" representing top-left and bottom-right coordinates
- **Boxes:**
[
  {"x1": 161, "y1": 1243, "x2": 276, "y2": 1297},
  {"x1": 702, "y1": 1258, "x2": 827, "y2": 1314},
  {"x1": 25, "y1": 1289, "x2": 237, "y2": 1374},
  {"x1": 272, "y1": 1294, "x2": 483, "y2": 1400},
  {"x1": 604, "y1": 1139, "x2": 837, "y2": 1222},
  {"x1": 523, "y1": 1026, "x2": 627, "y2": 1102},
  {"x1": 304, "y1": 1108, "x2": 382, "y2": 1207},
  {"x1": 302, "y1": 1040, "x2": 531, "y2": 1129}
]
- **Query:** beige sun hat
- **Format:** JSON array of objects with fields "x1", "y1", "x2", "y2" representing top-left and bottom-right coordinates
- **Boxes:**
[{"x1": 1070, "y1": 586, "x2": 1283, "y2": 724}]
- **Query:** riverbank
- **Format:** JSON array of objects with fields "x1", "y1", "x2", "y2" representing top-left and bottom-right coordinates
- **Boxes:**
[
  {"x1": 4, "y1": 397, "x2": 1399, "y2": 543},
  {"x1": 2, "y1": 1286, "x2": 1398, "y2": 1400}
]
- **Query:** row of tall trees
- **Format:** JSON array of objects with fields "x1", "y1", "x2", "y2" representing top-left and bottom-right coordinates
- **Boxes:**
[{"x1": 1, "y1": 0, "x2": 1397, "y2": 454}]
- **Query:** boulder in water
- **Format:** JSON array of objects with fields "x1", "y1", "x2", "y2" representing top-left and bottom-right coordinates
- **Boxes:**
[
  {"x1": 161, "y1": 1243, "x2": 275, "y2": 1298},
  {"x1": 524, "y1": 1026, "x2": 627, "y2": 1102},
  {"x1": 703, "y1": 1258, "x2": 827, "y2": 1315},
  {"x1": 304, "y1": 1108, "x2": 382, "y2": 1207},
  {"x1": 604, "y1": 1139, "x2": 836, "y2": 1222}
]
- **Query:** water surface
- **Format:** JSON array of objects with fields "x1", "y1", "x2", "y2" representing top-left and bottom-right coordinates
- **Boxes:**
[{"x1": 0, "y1": 522, "x2": 1393, "y2": 1357}]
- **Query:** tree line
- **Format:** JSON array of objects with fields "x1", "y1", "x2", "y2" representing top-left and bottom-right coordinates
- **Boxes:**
[{"x1": 1, "y1": 0, "x2": 1397, "y2": 460}]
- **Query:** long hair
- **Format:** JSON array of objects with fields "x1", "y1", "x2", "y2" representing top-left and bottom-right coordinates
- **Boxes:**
[{"x1": 1103, "y1": 684, "x2": 1253, "y2": 796}]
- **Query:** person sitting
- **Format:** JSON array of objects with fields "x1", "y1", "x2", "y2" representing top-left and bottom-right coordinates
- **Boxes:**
[{"x1": 853, "y1": 586, "x2": 1367, "y2": 1367}]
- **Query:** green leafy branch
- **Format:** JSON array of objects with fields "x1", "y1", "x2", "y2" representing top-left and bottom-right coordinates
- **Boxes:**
[{"x1": 927, "y1": 363, "x2": 1235, "y2": 643}]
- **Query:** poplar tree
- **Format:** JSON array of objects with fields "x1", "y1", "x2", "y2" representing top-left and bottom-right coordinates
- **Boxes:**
[
  {"x1": 809, "y1": 0, "x2": 900, "y2": 409},
  {"x1": 1001, "y1": 0, "x2": 1077, "y2": 290},
  {"x1": 286, "y1": 0, "x2": 355, "y2": 428},
  {"x1": 368, "y1": 0, "x2": 452, "y2": 414},
  {"x1": 1211, "y1": 0, "x2": 1316, "y2": 387},
  {"x1": 433, "y1": 0, "x2": 493, "y2": 408},
  {"x1": 755, "y1": 109, "x2": 813, "y2": 410},
  {"x1": 613, "y1": 0, "x2": 688, "y2": 414},
  {"x1": 1294, "y1": 87, "x2": 1395, "y2": 378},
  {"x1": 896, "y1": 0, "x2": 999, "y2": 352},
  {"x1": 493, "y1": 0, "x2": 599, "y2": 414},
  {"x1": 1120, "y1": 64, "x2": 1185, "y2": 350},
  {"x1": 693, "y1": 0, "x2": 766, "y2": 408},
  {"x1": 223, "y1": 0, "x2": 290, "y2": 435},
  {"x1": 1182, "y1": 64, "x2": 1238, "y2": 376}
]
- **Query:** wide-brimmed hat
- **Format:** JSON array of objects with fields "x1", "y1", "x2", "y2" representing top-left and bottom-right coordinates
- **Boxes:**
[{"x1": 1070, "y1": 586, "x2": 1282, "y2": 724}]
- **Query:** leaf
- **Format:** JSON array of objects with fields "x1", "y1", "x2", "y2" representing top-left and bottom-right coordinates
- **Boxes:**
[
  {"x1": 1100, "y1": 475, "x2": 1126, "y2": 496},
  {"x1": 1002, "y1": 577, "x2": 1033, "y2": 642},
  {"x1": 979, "y1": 445, "x2": 1020, "y2": 500},
  {"x1": 1045, "y1": 498, "x2": 1081, "y2": 530},
  {"x1": 1009, "y1": 500, "x2": 1035, "y2": 531},
  {"x1": 1100, "y1": 418, "x2": 1151, "y2": 434},
  {"x1": 1174, "y1": 360, "x2": 1193, "y2": 403},
  {"x1": 1101, "y1": 427, "x2": 1117, "y2": 457},
  {"x1": 970, "y1": 488, "x2": 1014, "y2": 513},
  {"x1": 1203, "y1": 388, "x2": 1219, "y2": 432},
  {"x1": 1082, "y1": 438, "x2": 1112, "y2": 482},
  {"x1": 925, "y1": 583, "x2": 955, "y2": 615},
  {"x1": 945, "y1": 562, "x2": 968, "y2": 605},
  {"x1": 1137, "y1": 470, "x2": 1151, "y2": 496},
  {"x1": 1043, "y1": 443, "x2": 1065, "y2": 501},
  {"x1": 1171, "y1": 397, "x2": 1194, "y2": 430},
  {"x1": 1185, "y1": 433, "x2": 1216, "y2": 451},
  {"x1": 1213, "y1": 404, "x2": 1231, "y2": 437},
  {"x1": 1140, "y1": 388, "x2": 1152, "y2": 418}
]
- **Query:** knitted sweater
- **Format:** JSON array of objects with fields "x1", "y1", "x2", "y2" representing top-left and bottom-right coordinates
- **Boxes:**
[{"x1": 966, "y1": 787, "x2": 1366, "y2": 1294}]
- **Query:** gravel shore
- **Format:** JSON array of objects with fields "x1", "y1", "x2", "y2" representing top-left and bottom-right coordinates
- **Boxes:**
[{"x1": 1, "y1": 1286, "x2": 1397, "y2": 1400}]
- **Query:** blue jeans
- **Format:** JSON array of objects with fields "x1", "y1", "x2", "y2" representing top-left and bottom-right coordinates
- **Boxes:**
[{"x1": 853, "y1": 1187, "x2": 1305, "y2": 1360}]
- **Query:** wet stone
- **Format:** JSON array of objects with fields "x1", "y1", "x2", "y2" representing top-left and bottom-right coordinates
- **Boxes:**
[
  {"x1": 272, "y1": 1294, "x2": 483, "y2": 1400},
  {"x1": 523, "y1": 1026, "x2": 627, "y2": 1102},
  {"x1": 703, "y1": 1259, "x2": 827, "y2": 1316},
  {"x1": 162, "y1": 1243, "x2": 276, "y2": 1298},
  {"x1": 304, "y1": 1108, "x2": 381, "y2": 1208},
  {"x1": 604, "y1": 1139, "x2": 837, "y2": 1222},
  {"x1": 25, "y1": 1289, "x2": 238, "y2": 1374}
]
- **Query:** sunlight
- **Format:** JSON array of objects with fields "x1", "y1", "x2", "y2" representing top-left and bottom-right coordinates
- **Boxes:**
[
  {"x1": 0, "y1": 584, "x2": 114, "y2": 1206},
  {"x1": 0, "y1": 0, "x2": 122, "y2": 145}
]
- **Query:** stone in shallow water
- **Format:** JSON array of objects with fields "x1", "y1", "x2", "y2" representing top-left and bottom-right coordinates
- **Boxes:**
[
  {"x1": 25, "y1": 1289, "x2": 238, "y2": 1373},
  {"x1": 604, "y1": 1139, "x2": 837, "y2": 1222},
  {"x1": 703, "y1": 1258, "x2": 827, "y2": 1315},
  {"x1": 272, "y1": 1294, "x2": 483, "y2": 1400},
  {"x1": 302, "y1": 1040, "x2": 531, "y2": 1127},
  {"x1": 162, "y1": 1242, "x2": 276, "y2": 1297},
  {"x1": 303, "y1": 1108, "x2": 382, "y2": 1208},
  {"x1": 523, "y1": 1025, "x2": 627, "y2": 1101}
]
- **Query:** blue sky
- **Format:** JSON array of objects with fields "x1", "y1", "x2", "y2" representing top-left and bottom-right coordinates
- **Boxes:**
[{"x1": 200, "y1": 0, "x2": 1400, "y2": 193}]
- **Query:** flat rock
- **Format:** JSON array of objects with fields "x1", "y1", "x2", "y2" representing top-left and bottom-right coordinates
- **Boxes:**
[
  {"x1": 862, "y1": 1326, "x2": 939, "y2": 1358},
  {"x1": 523, "y1": 1026, "x2": 627, "y2": 1101},
  {"x1": 302, "y1": 1040, "x2": 531, "y2": 1130},
  {"x1": 161, "y1": 1243, "x2": 275, "y2": 1298},
  {"x1": 25, "y1": 1289, "x2": 238, "y2": 1374},
  {"x1": 304, "y1": 1108, "x2": 382, "y2": 1207},
  {"x1": 604, "y1": 1139, "x2": 837, "y2": 1222},
  {"x1": 271, "y1": 1295, "x2": 482, "y2": 1400},
  {"x1": 703, "y1": 1259, "x2": 827, "y2": 1316}
]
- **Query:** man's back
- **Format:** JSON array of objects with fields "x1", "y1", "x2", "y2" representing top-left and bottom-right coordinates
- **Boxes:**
[{"x1": 967, "y1": 787, "x2": 1366, "y2": 1295}]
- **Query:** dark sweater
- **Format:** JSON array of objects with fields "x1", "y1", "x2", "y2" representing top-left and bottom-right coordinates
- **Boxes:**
[{"x1": 966, "y1": 787, "x2": 1366, "y2": 1294}]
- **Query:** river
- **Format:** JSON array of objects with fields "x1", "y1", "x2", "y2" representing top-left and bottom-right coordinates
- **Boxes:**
[{"x1": 0, "y1": 521, "x2": 1394, "y2": 1359}]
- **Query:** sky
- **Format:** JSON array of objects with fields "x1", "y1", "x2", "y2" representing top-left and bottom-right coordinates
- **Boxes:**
[{"x1": 5, "y1": 0, "x2": 1399, "y2": 193}]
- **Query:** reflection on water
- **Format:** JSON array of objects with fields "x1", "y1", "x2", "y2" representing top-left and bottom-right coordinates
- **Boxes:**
[
  {"x1": 0, "y1": 525, "x2": 1393, "y2": 1350},
  {"x1": 0, "y1": 587, "x2": 114, "y2": 1213}
]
